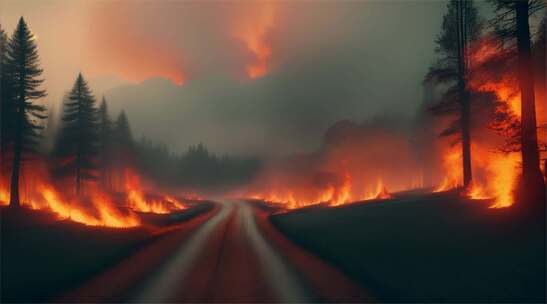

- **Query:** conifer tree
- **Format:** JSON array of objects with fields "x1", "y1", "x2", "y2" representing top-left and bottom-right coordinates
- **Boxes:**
[
  {"x1": 112, "y1": 111, "x2": 134, "y2": 191},
  {"x1": 114, "y1": 111, "x2": 133, "y2": 148},
  {"x1": 0, "y1": 23, "x2": 11, "y2": 174},
  {"x1": 490, "y1": 0, "x2": 546, "y2": 206},
  {"x1": 40, "y1": 104, "x2": 57, "y2": 153},
  {"x1": 53, "y1": 73, "x2": 99, "y2": 196},
  {"x1": 426, "y1": 0, "x2": 482, "y2": 188},
  {"x1": 98, "y1": 97, "x2": 113, "y2": 189},
  {"x1": 5, "y1": 18, "x2": 47, "y2": 207}
]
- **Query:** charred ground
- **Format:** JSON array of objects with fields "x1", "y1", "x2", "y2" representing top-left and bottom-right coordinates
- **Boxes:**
[{"x1": 272, "y1": 191, "x2": 546, "y2": 302}]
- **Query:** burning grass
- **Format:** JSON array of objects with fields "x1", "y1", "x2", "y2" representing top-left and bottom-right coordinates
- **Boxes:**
[
  {"x1": 247, "y1": 177, "x2": 394, "y2": 209},
  {"x1": 239, "y1": 119, "x2": 422, "y2": 209},
  {"x1": 0, "y1": 163, "x2": 193, "y2": 228},
  {"x1": 240, "y1": 34, "x2": 546, "y2": 211}
]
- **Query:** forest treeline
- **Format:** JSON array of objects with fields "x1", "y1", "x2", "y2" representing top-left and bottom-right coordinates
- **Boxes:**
[
  {"x1": 0, "y1": 18, "x2": 259, "y2": 206},
  {"x1": 136, "y1": 141, "x2": 259, "y2": 191}
]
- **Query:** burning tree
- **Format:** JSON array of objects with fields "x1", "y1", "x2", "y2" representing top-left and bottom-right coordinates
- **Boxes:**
[
  {"x1": 489, "y1": 0, "x2": 546, "y2": 206},
  {"x1": 0, "y1": 24, "x2": 12, "y2": 176},
  {"x1": 0, "y1": 16, "x2": 191, "y2": 226},
  {"x1": 53, "y1": 73, "x2": 100, "y2": 196},
  {"x1": 426, "y1": 0, "x2": 483, "y2": 188},
  {"x1": 534, "y1": 17, "x2": 547, "y2": 180},
  {"x1": 3, "y1": 18, "x2": 47, "y2": 207}
]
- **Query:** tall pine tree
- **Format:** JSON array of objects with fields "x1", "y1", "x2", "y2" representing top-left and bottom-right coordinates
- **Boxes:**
[
  {"x1": 0, "y1": 23, "x2": 11, "y2": 176},
  {"x1": 490, "y1": 0, "x2": 546, "y2": 207},
  {"x1": 111, "y1": 111, "x2": 134, "y2": 191},
  {"x1": 98, "y1": 97, "x2": 113, "y2": 190},
  {"x1": 114, "y1": 111, "x2": 133, "y2": 147},
  {"x1": 53, "y1": 73, "x2": 99, "y2": 196},
  {"x1": 426, "y1": 0, "x2": 483, "y2": 188},
  {"x1": 5, "y1": 18, "x2": 47, "y2": 207}
]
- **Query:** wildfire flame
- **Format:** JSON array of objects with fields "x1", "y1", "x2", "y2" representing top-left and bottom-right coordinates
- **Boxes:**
[
  {"x1": 248, "y1": 176, "x2": 392, "y2": 209},
  {"x1": 0, "y1": 187, "x2": 9, "y2": 205},
  {"x1": 246, "y1": 36, "x2": 543, "y2": 211},
  {"x1": 0, "y1": 163, "x2": 188, "y2": 227},
  {"x1": 0, "y1": 181, "x2": 141, "y2": 228},
  {"x1": 124, "y1": 169, "x2": 186, "y2": 214},
  {"x1": 434, "y1": 37, "x2": 545, "y2": 208},
  {"x1": 434, "y1": 147, "x2": 463, "y2": 193},
  {"x1": 368, "y1": 180, "x2": 393, "y2": 200}
]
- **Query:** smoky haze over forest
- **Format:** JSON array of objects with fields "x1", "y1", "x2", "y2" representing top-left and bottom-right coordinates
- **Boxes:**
[{"x1": 2, "y1": 0, "x2": 497, "y2": 156}]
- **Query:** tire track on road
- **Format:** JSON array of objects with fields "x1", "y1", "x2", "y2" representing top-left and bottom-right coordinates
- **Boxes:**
[
  {"x1": 239, "y1": 201, "x2": 311, "y2": 302},
  {"x1": 133, "y1": 202, "x2": 234, "y2": 302}
]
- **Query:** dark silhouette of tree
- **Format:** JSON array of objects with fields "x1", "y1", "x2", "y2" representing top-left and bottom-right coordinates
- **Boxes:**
[
  {"x1": 111, "y1": 111, "x2": 134, "y2": 191},
  {"x1": 0, "y1": 23, "x2": 12, "y2": 176},
  {"x1": 134, "y1": 138, "x2": 259, "y2": 191},
  {"x1": 114, "y1": 111, "x2": 133, "y2": 149},
  {"x1": 5, "y1": 18, "x2": 47, "y2": 207},
  {"x1": 40, "y1": 104, "x2": 57, "y2": 153},
  {"x1": 180, "y1": 143, "x2": 212, "y2": 185},
  {"x1": 98, "y1": 97, "x2": 113, "y2": 190},
  {"x1": 53, "y1": 73, "x2": 99, "y2": 196},
  {"x1": 533, "y1": 16, "x2": 546, "y2": 180},
  {"x1": 490, "y1": 0, "x2": 546, "y2": 206},
  {"x1": 426, "y1": 0, "x2": 482, "y2": 188}
]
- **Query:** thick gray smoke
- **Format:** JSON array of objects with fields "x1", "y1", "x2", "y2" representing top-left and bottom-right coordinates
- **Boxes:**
[
  {"x1": 93, "y1": 1, "x2": 446, "y2": 156},
  {"x1": 2, "y1": 1, "x2": 504, "y2": 157}
]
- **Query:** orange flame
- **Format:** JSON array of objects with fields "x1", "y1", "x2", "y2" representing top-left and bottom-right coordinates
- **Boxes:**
[
  {"x1": 124, "y1": 169, "x2": 186, "y2": 214},
  {"x1": 0, "y1": 180, "x2": 141, "y2": 228},
  {"x1": 435, "y1": 144, "x2": 519, "y2": 207},
  {"x1": 247, "y1": 176, "x2": 392, "y2": 209},
  {"x1": 0, "y1": 186, "x2": 9, "y2": 206},
  {"x1": 433, "y1": 38, "x2": 533, "y2": 208},
  {"x1": 366, "y1": 180, "x2": 393, "y2": 200},
  {"x1": 0, "y1": 162, "x2": 189, "y2": 227},
  {"x1": 434, "y1": 146, "x2": 463, "y2": 192}
]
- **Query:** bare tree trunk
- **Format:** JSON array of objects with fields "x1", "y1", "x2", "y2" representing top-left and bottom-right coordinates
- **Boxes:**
[
  {"x1": 457, "y1": 0, "x2": 472, "y2": 188},
  {"x1": 76, "y1": 151, "x2": 81, "y2": 197},
  {"x1": 461, "y1": 90, "x2": 472, "y2": 187},
  {"x1": 515, "y1": 1, "x2": 545, "y2": 206},
  {"x1": 9, "y1": 103, "x2": 23, "y2": 207}
]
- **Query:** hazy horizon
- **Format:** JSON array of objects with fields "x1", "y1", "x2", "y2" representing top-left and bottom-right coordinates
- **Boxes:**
[{"x1": 1, "y1": 0, "x2": 498, "y2": 156}]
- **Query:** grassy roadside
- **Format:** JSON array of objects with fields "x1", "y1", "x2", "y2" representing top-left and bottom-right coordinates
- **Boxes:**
[
  {"x1": 0, "y1": 202, "x2": 213, "y2": 302},
  {"x1": 271, "y1": 192, "x2": 546, "y2": 302}
]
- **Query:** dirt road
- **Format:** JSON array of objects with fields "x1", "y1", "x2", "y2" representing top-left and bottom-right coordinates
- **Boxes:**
[{"x1": 61, "y1": 200, "x2": 369, "y2": 302}]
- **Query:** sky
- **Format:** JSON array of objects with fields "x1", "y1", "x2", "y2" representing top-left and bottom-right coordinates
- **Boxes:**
[{"x1": 1, "y1": 0, "x2": 473, "y2": 156}]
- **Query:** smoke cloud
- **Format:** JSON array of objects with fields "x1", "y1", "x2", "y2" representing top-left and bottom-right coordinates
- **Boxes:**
[{"x1": 2, "y1": 1, "x2": 448, "y2": 156}]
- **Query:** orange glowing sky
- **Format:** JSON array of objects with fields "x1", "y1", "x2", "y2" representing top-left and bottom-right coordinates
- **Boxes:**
[
  {"x1": 234, "y1": 3, "x2": 275, "y2": 79},
  {"x1": 1, "y1": 1, "x2": 281, "y2": 105},
  {"x1": 86, "y1": 1, "x2": 279, "y2": 84},
  {"x1": 2, "y1": 0, "x2": 461, "y2": 156}
]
